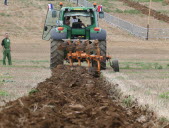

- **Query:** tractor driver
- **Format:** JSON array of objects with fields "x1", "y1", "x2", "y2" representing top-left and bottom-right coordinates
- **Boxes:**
[
  {"x1": 71, "y1": 16, "x2": 86, "y2": 28},
  {"x1": 71, "y1": 16, "x2": 78, "y2": 23},
  {"x1": 78, "y1": 19, "x2": 86, "y2": 28}
]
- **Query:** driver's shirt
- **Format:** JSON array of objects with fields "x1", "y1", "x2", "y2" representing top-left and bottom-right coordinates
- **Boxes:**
[
  {"x1": 1, "y1": 38, "x2": 10, "y2": 49},
  {"x1": 72, "y1": 19, "x2": 78, "y2": 23}
]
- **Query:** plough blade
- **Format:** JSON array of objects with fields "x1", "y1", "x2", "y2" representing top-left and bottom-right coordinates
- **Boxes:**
[{"x1": 57, "y1": 39, "x2": 111, "y2": 75}]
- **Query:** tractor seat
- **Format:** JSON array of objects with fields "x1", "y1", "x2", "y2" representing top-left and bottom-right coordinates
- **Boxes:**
[{"x1": 72, "y1": 22, "x2": 82, "y2": 28}]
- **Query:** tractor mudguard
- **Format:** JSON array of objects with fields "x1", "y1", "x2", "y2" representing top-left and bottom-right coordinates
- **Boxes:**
[
  {"x1": 50, "y1": 28, "x2": 67, "y2": 40},
  {"x1": 90, "y1": 29, "x2": 107, "y2": 40}
]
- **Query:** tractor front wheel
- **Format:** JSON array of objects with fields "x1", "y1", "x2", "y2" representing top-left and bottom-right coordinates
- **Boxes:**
[{"x1": 50, "y1": 40, "x2": 64, "y2": 68}]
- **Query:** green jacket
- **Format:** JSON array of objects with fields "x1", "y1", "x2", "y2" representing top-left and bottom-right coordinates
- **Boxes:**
[{"x1": 1, "y1": 38, "x2": 11, "y2": 49}]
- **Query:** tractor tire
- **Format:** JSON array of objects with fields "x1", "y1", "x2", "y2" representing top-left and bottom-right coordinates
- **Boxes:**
[
  {"x1": 50, "y1": 40, "x2": 64, "y2": 68},
  {"x1": 90, "y1": 29, "x2": 107, "y2": 40},
  {"x1": 112, "y1": 59, "x2": 119, "y2": 72},
  {"x1": 91, "y1": 40, "x2": 106, "y2": 70},
  {"x1": 99, "y1": 40, "x2": 107, "y2": 70}
]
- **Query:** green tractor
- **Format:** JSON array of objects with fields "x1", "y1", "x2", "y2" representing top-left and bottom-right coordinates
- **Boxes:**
[{"x1": 42, "y1": 3, "x2": 119, "y2": 72}]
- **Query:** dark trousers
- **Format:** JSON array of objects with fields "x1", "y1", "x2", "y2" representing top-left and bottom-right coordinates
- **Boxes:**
[{"x1": 4, "y1": 0, "x2": 7, "y2": 5}]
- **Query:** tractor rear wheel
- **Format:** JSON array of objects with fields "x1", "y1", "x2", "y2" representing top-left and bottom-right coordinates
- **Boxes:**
[
  {"x1": 50, "y1": 40, "x2": 64, "y2": 68},
  {"x1": 99, "y1": 40, "x2": 107, "y2": 70}
]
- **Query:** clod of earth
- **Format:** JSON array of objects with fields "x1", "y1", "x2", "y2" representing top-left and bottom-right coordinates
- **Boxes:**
[{"x1": 0, "y1": 65, "x2": 158, "y2": 127}]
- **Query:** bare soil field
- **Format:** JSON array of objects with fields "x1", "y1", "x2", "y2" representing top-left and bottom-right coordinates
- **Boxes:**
[
  {"x1": 89, "y1": 0, "x2": 169, "y2": 28},
  {"x1": 99, "y1": 19, "x2": 169, "y2": 123},
  {"x1": 0, "y1": 40, "x2": 51, "y2": 106},
  {"x1": 0, "y1": 0, "x2": 54, "y2": 106},
  {"x1": 118, "y1": 0, "x2": 169, "y2": 23},
  {"x1": 140, "y1": 2, "x2": 169, "y2": 15},
  {"x1": 0, "y1": 66, "x2": 159, "y2": 128}
]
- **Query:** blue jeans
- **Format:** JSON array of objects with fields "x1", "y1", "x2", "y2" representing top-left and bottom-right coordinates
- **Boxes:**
[{"x1": 4, "y1": 0, "x2": 7, "y2": 5}]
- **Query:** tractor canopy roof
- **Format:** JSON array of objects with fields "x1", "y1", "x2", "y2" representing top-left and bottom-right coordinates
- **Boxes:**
[
  {"x1": 64, "y1": 12, "x2": 94, "y2": 17},
  {"x1": 60, "y1": 7, "x2": 95, "y2": 11}
]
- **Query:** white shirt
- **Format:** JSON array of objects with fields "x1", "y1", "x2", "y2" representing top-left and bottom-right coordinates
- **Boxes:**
[{"x1": 72, "y1": 19, "x2": 78, "y2": 23}]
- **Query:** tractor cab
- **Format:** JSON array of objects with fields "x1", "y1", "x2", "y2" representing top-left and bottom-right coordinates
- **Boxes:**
[
  {"x1": 42, "y1": 3, "x2": 105, "y2": 40},
  {"x1": 62, "y1": 8, "x2": 96, "y2": 39}
]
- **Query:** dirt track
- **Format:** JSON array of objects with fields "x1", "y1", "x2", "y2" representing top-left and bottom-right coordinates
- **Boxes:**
[
  {"x1": 119, "y1": 0, "x2": 169, "y2": 23},
  {"x1": 0, "y1": 65, "x2": 159, "y2": 128}
]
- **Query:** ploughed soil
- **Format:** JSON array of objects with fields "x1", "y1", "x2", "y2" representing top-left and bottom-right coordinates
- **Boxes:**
[
  {"x1": 0, "y1": 65, "x2": 158, "y2": 128},
  {"x1": 119, "y1": 0, "x2": 169, "y2": 24}
]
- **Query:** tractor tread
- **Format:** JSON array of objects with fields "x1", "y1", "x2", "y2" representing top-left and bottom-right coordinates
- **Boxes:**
[{"x1": 50, "y1": 40, "x2": 64, "y2": 68}]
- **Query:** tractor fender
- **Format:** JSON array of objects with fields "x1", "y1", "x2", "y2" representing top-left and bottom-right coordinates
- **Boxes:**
[
  {"x1": 90, "y1": 29, "x2": 107, "y2": 40},
  {"x1": 50, "y1": 28, "x2": 67, "y2": 40}
]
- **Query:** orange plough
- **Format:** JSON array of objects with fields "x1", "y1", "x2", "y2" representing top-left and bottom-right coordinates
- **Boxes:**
[{"x1": 58, "y1": 39, "x2": 119, "y2": 75}]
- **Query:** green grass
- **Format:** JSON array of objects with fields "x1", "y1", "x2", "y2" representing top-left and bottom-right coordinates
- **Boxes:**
[
  {"x1": 122, "y1": 95, "x2": 133, "y2": 107},
  {"x1": 29, "y1": 89, "x2": 39, "y2": 95},
  {"x1": 124, "y1": 64, "x2": 130, "y2": 69},
  {"x1": 0, "y1": 13, "x2": 11, "y2": 17},
  {"x1": 131, "y1": 0, "x2": 164, "y2": 2},
  {"x1": 104, "y1": 8, "x2": 112, "y2": 12},
  {"x1": 0, "y1": 74, "x2": 13, "y2": 85},
  {"x1": 113, "y1": 9, "x2": 141, "y2": 14},
  {"x1": 145, "y1": 90, "x2": 151, "y2": 95},
  {"x1": 158, "y1": 10, "x2": 169, "y2": 14},
  {"x1": 113, "y1": 8, "x2": 123, "y2": 13},
  {"x1": 124, "y1": 9, "x2": 141, "y2": 14},
  {"x1": 154, "y1": 63, "x2": 163, "y2": 69},
  {"x1": 1, "y1": 80, "x2": 14, "y2": 83},
  {"x1": 115, "y1": 76, "x2": 125, "y2": 80},
  {"x1": 159, "y1": 92, "x2": 169, "y2": 99},
  {"x1": 0, "y1": 60, "x2": 49, "y2": 63},
  {"x1": 65, "y1": 2, "x2": 74, "y2": 7},
  {"x1": 87, "y1": 0, "x2": 117, "y2": 9},
  {"x1": 0, "y1": 76, "x2": 13, "y2": 79},
  {"x1": 0, "y1": 64, "x2": 48, "y2": 69},
  {"x1": 0, "y1": 91, "x2": 9, "y2": 96},
  {"x1": 0, "y1": 60, "x2": 49, "y2": 68},
  {"x1": 0, "y1": 82, "x2": 4, "y2": 86},
  {"x1": 159, "y1": 117, "x2": 169, "y2": 123},
  {"x1": 120, "y1": 62, "x2": 167, "y2": 70}
]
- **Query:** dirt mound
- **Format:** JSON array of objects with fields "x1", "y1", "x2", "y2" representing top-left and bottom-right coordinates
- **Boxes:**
[
  {"x1": 164, "y1": 0, "x2": 169, "y2": 4},
  {"x1": 119, "y1": 0, "x2": 169, "y2": 24},
  {"x1": 164, "y1": 125, "x2": 169, "y2": 128},
  {"x1": 0, "y1": 65, "x2": 157, "y2": 128}
]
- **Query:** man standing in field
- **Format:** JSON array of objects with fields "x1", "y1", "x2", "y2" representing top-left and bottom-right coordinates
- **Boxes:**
[{"x1": 1, "y1": 33, "x2": 12, "y2": 65}]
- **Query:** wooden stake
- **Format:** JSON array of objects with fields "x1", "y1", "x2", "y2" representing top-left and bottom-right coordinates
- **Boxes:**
[{"x1": 146, "y1": 0, "x2": 152, "y2": 40}]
